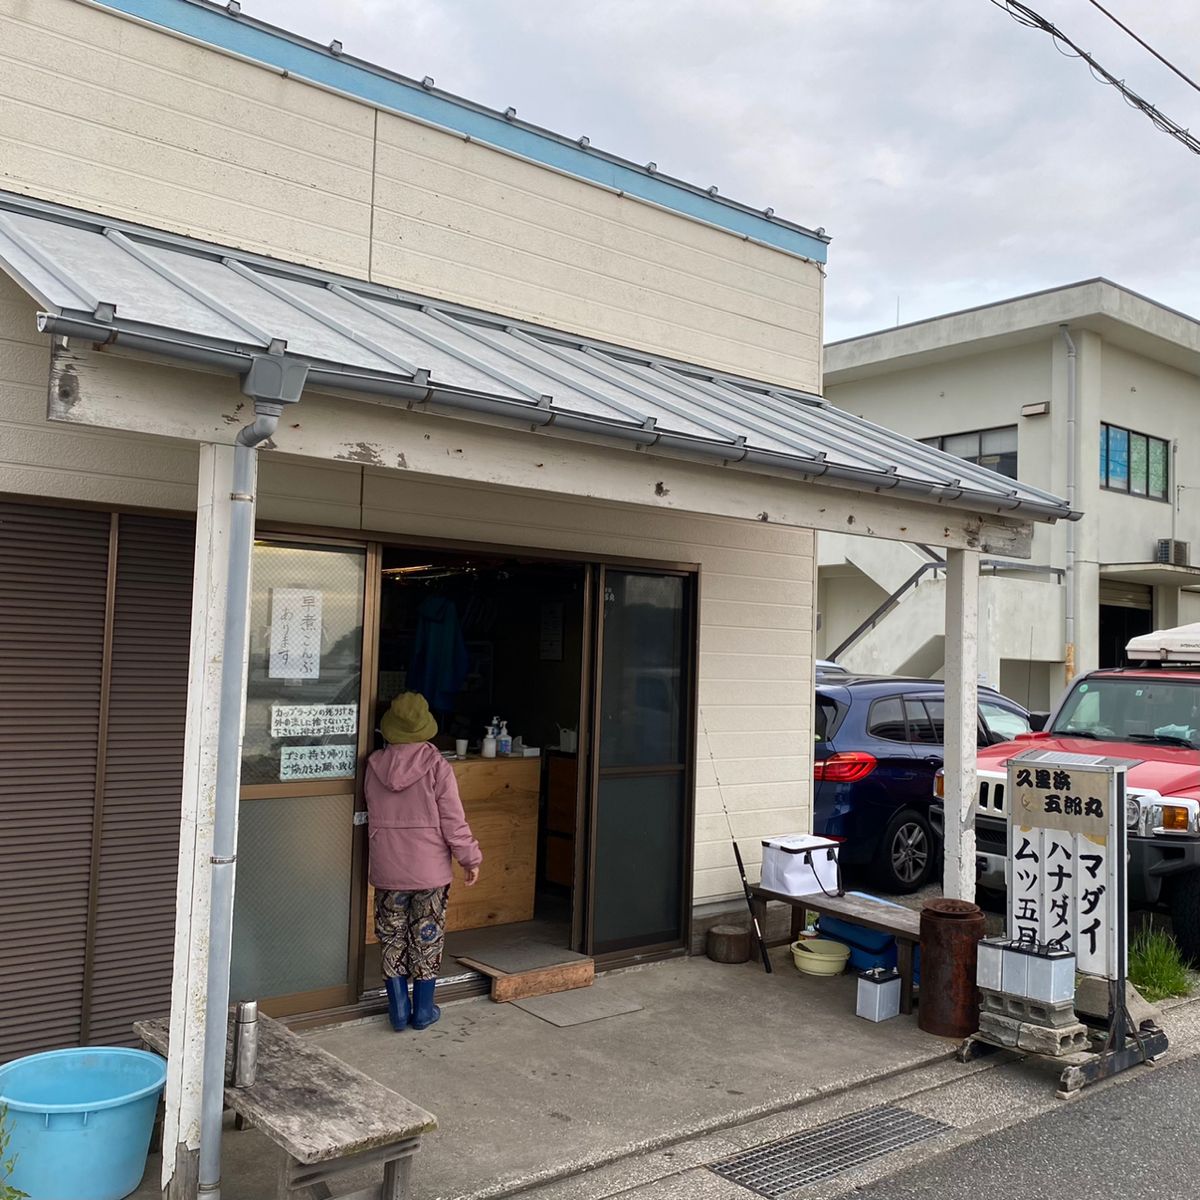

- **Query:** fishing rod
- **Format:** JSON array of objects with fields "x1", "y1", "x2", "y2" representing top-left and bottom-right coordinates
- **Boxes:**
[{"x1": 699, "y1": 707, "x2": 773, "y2": 974}]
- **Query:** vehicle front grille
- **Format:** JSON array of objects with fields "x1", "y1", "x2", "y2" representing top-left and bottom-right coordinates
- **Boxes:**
[{"x1": 977, "y1": 778, "x2": 1006, "y2": 815}]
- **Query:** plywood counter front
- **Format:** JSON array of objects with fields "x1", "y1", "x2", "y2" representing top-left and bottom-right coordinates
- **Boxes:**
[{"x1": 365, "y1": 755, "x2": 540, "y2": 942}]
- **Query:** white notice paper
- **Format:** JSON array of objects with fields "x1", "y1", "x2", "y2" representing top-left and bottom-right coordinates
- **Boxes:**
[
  {"x1": 270, "y1": 704, "x2": 358, "y2": 738},
  {"x1": 269, "y1": 588, "x2": 322, "y2": 679},
  {"x1": 279, "y1": 743, "x2": 357, "y2": 781}
]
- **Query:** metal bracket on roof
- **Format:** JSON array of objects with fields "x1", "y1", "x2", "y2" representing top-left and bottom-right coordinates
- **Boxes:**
[
  {"x1": 267, "y1": 337, "x2": 287, "y2": 355},
  {"x1": 92, "y1": 301, "x2": 116, "y2": 323},
  {"x1": 414, "y1": 368, "x2": 431, "y2": 387}
]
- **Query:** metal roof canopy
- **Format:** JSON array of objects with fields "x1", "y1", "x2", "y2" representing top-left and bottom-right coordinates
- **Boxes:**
[{"x1": 0, "y1": 191, "x2": 1076, "y2": 523}]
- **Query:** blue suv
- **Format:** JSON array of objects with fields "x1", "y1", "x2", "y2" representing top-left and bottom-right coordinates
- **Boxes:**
[{"x1": 814, "y1": 675, "x2": 1030, "y2": 892}]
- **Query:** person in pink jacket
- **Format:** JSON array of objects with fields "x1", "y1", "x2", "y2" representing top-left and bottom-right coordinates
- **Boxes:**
[{"x1": 365, "y1": 691, "x2": 483, "y2": 1031}]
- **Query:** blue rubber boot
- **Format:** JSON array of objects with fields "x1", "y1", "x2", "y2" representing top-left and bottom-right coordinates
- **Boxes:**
[
  {"x1": 385, "y1": 975, "x2": 411, "y2": 1031},
  {"x1": 410, "y1": 979, "x2": 441, "y2": 1030}
]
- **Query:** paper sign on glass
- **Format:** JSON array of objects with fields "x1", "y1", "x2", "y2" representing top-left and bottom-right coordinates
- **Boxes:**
[
  {"x1": 269, "y1": 588, "x2": 322, "y2": 680},
  {"x1": 279, "y1": 743, "x2": 356, "y2": 781},
  {"x1": 270, "y1": 704, "x2": 357, "y2": 738}
]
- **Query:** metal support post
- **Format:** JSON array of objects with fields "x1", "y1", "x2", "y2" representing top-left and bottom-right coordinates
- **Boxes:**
[{"x1": 943, "y1": 548, "x2": 979, "y2": 901}]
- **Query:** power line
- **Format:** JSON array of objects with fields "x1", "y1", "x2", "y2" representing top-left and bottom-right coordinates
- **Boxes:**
[
  {"x1": 1083, "y1": 0, "x2": 1200, "y2": 97},
  {"x1": 989, "y1": 0, "x2": 1200, "y2": 157}
]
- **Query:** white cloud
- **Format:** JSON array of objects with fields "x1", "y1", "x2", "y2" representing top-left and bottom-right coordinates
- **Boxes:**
[{"x1": 244, "y1": 0, "x2": 1200, "y2": 341}]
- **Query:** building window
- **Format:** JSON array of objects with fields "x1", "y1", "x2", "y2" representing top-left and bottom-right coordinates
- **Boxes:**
[
  {"x1": 1100, "y1": 423, "x2": 1168, "y2": 500},
  {"x1": 920, "y1": 425, "x2": 1018, "y2": 480}
]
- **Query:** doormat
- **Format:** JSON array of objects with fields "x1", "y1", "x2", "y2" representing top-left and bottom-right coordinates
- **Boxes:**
[
  {"x1": 512, "y1": 988, "x2": 643, "y2": 1027},
  {"x1": 707, "y1": 1105, "x2": 947, "y2": 1196}
]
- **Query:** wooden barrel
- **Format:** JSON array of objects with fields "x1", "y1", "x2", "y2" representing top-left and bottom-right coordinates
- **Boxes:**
[{"x1": 706, "y1": 924, "x2": 751, "y2": 963}]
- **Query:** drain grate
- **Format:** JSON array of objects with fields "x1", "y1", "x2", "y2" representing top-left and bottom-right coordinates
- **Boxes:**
[{"x1": 708, "y1": 1105, "x2": 948, "y2": 1197}]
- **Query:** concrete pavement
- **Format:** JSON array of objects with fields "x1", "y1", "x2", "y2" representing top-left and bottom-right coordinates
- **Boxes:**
[{"x1": 132, "y1": 947, "x2": 951, "y2": 1200}]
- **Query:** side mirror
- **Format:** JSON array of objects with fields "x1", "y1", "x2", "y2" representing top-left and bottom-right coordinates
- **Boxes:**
[{"x1": 1028, "y1": 712, "x2": 1049, "y2": 732}]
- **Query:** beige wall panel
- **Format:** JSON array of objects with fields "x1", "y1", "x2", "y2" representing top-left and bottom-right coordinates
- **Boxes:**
[
  {"x1": 370, "y1": 113, "x2": 821, "y2": 386},
  {"x1": 0, "y1": 0, "x2": 374, "y2": 275}
]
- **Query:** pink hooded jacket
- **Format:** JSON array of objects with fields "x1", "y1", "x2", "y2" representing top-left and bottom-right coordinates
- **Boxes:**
[{"x1": 364, "y1": 742, "x2": 483, "y2": 891}]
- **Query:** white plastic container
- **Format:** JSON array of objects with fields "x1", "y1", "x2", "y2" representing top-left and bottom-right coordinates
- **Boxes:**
[
  {"x1": 497, "y1": 721, "x2": 512, "y2": 755},
  {"x1": 976, "y1": 936, "x2": 1007, "y2": 992},
  {"x1": 760, "y1": 834, "x2": 840, "y2": 897},
  {"x1": 1001, "y1": 943, "x2": 1032, "y2": 997},
  {"x1": 856, "y1": 968, "x2": 901, "y2": 1021},
  {"x1": 1025, "y1": 947, "x2": 1075, "y2": 1004}
]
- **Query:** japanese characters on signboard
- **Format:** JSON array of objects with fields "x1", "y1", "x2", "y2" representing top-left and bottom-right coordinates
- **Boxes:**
[
  {"x1": 279, "y1": 743, "x2": 358, "y2": 781},
  {"x1": 268, "y1": 588, "x2": 322, "y2": 680},
  {"x1": 270, "y1": 704, "x2": 358, "y2": 738},
  {"x1": 1007, "y1": 752, "x2": 1127, "y2": 980}
]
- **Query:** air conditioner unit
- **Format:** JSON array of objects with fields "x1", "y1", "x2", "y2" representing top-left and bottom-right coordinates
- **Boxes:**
[{"x1": 1155, "y1": 538, "x2": 1190, "y2": 567}]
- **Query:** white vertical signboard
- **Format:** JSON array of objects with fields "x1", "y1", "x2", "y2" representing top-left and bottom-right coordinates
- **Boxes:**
[
  {"x1": 1007, "y1": 750, "x2": 1129, "y2": 980},
  {"x1": 268, "y1": 588, "x2": 322, "y2": 679}
]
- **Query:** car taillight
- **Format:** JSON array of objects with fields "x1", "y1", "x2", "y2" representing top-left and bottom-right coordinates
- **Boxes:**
[{"x1": 814, "y1": 752, "x2": 877, "y2": 782}]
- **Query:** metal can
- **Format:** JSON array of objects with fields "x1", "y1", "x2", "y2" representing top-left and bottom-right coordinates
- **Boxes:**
[{"x1": 232, "y1": 1000, "x2": 259, "y2": 1088}]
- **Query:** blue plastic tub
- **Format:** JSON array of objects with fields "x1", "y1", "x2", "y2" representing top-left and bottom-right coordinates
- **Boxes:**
[{"x1": 0, "y1": 1047, "x2": 167, "y2": 1200}]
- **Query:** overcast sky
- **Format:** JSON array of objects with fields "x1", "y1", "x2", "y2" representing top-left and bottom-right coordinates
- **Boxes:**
[{"x1": 246, "y1": 0, "x2": 1199, "y2": 342}]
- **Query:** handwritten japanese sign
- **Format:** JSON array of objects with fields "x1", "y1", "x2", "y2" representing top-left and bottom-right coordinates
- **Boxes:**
[
  {"x1": 269, "y1": 588, "x2": 322, "y2": 680},
  {"x1": 1007, "y1": 751, "x2": 1127, "y2": 980},
  {"x1": 279, "y1": 743, "x2": 357, "y2": 781},
  {"x1": 270, "y1": 704, "x2": 358, "y2": 738}
]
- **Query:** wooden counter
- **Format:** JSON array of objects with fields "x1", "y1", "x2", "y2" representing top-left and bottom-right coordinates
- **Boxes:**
[{"x1": 365, "y1": 754, "x2": 540, "y2": 942}]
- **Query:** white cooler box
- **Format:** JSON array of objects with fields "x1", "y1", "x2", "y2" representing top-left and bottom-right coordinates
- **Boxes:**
[{"x1": 760, "y1": 834, "x2": 841, "y2": 897}]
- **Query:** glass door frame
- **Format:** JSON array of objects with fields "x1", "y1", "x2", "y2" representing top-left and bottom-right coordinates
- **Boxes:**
[
  {"x1": 582, "y1": 563, "x2": 700, "y2": 961},
  {"x1": 236, "y1": 534, "x2": 379, "y2": 1018}
]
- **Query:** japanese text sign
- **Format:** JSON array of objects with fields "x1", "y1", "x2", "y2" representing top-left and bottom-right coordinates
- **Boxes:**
[
  {"x1": 270, "y1": 704, "x2": 358, "y2": 738},
  {"x1": 1007, "y1": 750, "x2": 1127, "y2": 980},
  {"x1": 268, "y1": 588, "x2": 322, "y2": 680},
  {"x1": 279, "y1": 743, "x2": 357, "y2": 781}
]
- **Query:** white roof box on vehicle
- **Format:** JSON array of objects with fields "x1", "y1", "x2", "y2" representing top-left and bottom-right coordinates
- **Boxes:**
[{"x1": 1126, "y1": 623, "x2": 1200, "y2": 663}]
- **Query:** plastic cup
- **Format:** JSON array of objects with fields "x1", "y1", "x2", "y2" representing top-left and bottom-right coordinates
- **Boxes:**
[{"x1": 455, "y1": 738, "x2": 468, "y2": 758}]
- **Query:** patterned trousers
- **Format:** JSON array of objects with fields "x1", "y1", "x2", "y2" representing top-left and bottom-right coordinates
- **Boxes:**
[{"x1": 375, "y1": 885, "x2": 451, "y2": 981}]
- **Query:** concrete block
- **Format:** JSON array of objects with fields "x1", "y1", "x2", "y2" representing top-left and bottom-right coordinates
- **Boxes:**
[
  {"x1": 1074, "y1": 976, "x2": 1161, "y2": 1028},
  {"x1": 980, "y1": 990, "x2": 1078, "y2": 1028},
  {"x1": 978, "y1": 1010, "x2": 1022, "y2": 1047},
  {"x1": 1016, "y1": 1020, "x2": 1090, "y2": 1057}
]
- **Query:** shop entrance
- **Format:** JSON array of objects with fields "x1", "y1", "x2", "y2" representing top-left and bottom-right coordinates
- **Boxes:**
[
  {"x1": 228, "y1": 535, "x2": 696, "y2": 1018},
  {"x1": 364, "y1": 548, "x2": 590, "y2": 990}
]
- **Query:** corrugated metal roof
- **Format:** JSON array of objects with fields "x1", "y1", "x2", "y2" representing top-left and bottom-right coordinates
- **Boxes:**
[{"x1": 0, "y1": 192, "x2": 1075, "y2": 522}]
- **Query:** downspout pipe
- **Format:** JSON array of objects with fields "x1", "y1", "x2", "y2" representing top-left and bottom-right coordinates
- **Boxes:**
[
  {"x1": 1060, "y1": 325, "x2": 1077, "y2": 683},
  {"x1": 199, "y1": 354, "x2": 307, "y2": 1199}
]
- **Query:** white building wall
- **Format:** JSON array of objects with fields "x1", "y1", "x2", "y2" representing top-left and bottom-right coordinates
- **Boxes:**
[
  {"x1": 822, "y1": 312, "x2": 1200, "y2": 692},
  {"x1": 0, "y1": 273, "x2": 813, "y2": 907},
  {"x1": 0, "y1": 0, "x2": 822, "y2": 387}
]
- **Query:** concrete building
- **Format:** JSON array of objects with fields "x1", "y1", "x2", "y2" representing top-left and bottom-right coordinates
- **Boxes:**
[
  {"x1": 818, "y1": 280, "x2": 1200, "y2": 711},
  {"x1": 0, "y1": 2, "x2": 1071, "y2": 1195}
]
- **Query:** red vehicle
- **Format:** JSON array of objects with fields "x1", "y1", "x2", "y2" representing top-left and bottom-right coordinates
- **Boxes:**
[{"x1": 934, "y1": 625, "x2": 1200, "y2": 963}]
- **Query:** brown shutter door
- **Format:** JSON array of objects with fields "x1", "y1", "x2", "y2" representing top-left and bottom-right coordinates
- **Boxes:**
[
  {"x1": 0, "y1": 502, "x2": 110, "y2": 1061},
  {"x1": 86, "y1": 515, "x2": 194, "y2": 1044}
]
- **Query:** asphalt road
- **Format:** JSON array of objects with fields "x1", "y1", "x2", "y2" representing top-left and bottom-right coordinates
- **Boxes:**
[{"x1": 858, "y1": 1055, "x2": 1200, "y2": 1200}]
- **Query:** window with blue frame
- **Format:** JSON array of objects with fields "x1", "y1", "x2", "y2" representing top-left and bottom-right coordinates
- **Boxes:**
[{"x1": 1100, "y1": 423, "x2": 1168, "y2": 500}]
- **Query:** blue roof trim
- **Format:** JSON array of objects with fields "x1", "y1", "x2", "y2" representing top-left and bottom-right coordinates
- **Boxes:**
[{"x1": 93, "y1": 0, "x2": 829, "y2": 264}]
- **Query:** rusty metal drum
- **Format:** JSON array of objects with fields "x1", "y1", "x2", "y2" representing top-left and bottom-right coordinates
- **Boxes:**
[{"x1": 917, "y1": 898, "x2": 986, "y2": 1038}]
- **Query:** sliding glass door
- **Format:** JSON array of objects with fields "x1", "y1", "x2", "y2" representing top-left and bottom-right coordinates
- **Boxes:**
[{"x1": 586, "y1": 568, "x2": 695, "y2": 956}]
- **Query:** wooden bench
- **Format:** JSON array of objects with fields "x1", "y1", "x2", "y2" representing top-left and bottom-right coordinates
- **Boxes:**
[
  {"x1": 135, "y1": 1014, "x2": 436, "y2": 1200},
  {"x1": 748, "y1": 886, "x2": 921, "y2": 1014}
]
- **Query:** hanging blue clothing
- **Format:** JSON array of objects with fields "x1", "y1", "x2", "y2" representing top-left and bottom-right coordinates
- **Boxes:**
[{"x1": 408, "y1": 595, "x2": 469, "y2": 711}]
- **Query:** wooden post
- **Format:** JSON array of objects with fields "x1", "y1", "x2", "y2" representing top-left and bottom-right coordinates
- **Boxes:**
[
  {"x1": 943, "y1": 548, "x2": 980, "y2": 902},
  {"x1": 161, "y1": 444, "x2": 237, "y2": 1198}
]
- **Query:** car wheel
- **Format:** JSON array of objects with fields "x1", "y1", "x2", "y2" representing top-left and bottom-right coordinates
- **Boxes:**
[
  {"x1": 872, "y1": 809, "x2": 934, "y2": 894},
  {"x1": 1169, "y1": 872, "x2": 1200, "y2": 966}
]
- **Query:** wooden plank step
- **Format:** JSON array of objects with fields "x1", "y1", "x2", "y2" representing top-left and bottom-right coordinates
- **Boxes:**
[{"x1": 456, "y1": 954, "x2": 594, "y2": 1003}]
